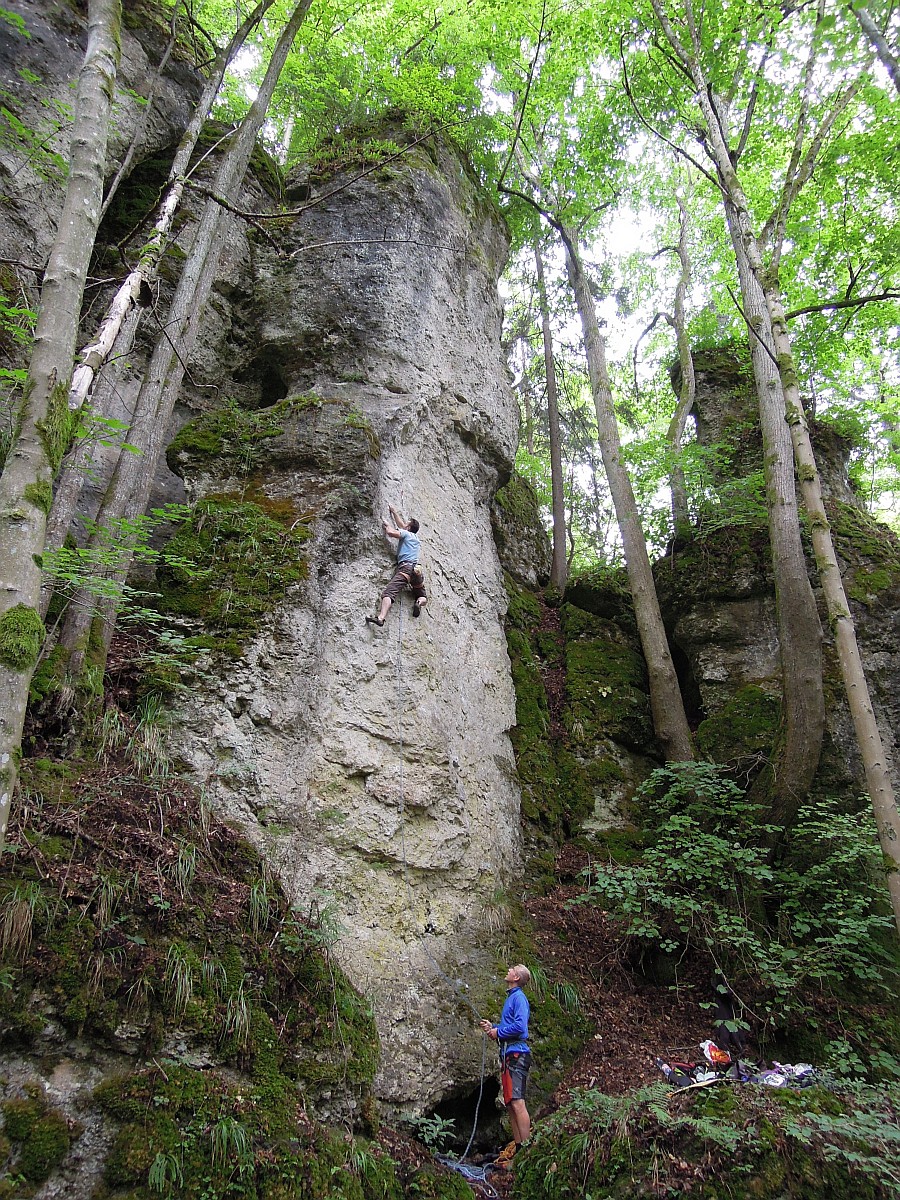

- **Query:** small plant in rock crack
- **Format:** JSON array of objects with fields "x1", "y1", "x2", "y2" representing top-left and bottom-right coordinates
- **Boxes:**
[
  {"x1": 148, "y1": 1149, "x2": 183, "y2": 1194},
  {"x1": 223, "y1": 980, "x2": 251, "y2": 1049},
  {"x1": 210, "y1": 1115, "x2": 252, "y2": 1173},
  {"x1": 165, "y1": 941, "x2": 195, "y2": 1016},
  {"x1": 405, "y1": 1113, "x2": 456, "y2": 1151},
  {"x1": 247, "y1": 879, "x2": 271, "y2": 934},
  {"x1": 0, "y1": 881, "x2": 50, "y2": 959},
  {"x1": 170, "y1": 841, "x2": 197, "y2": 898}
]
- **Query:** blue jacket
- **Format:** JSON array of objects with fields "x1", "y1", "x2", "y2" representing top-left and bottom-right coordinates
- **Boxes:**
[{"x1": 496, "y1": 986, "x2": 530, "y2": 1054}]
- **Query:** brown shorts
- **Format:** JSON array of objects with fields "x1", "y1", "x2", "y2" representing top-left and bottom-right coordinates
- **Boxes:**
[{"x1": 382, "y1": 563, "x2": 426, "y2": 603}]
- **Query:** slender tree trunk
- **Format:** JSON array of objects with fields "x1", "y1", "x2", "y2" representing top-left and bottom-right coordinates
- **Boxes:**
[
  {"x1": 766, "y1": 284, "x2": 900, "y2": 935},
  {"x1": 647, "y1": 2, "x2": 828, "y2": 811},
  {"x1": 0, "y1": 0, "x2": 121, "y2": 849},
  {"x1": 518, "y1": 338, "x2": 535, "y2": 457},
  {"x1": 58, "y1": 0, "x2": 313, "y2": 684},
  {"x1": 68, "y1": 0, "x2": 277, "y2": 414},
  {"x1": 666, "y1": 193, "x2": 695, "y2": 541},
  {"x1": 563, "y1": 229, "x2": 694, "y2": 763},
  {"x1": 533, "y1": 240, "x2": 568, "y2": 592},
  {"x1": 724, "y1": 197, "x2": 825, "y2": 818},
  {"x1": 850, "y1": 1, "x2": 900, "y2": 94}
]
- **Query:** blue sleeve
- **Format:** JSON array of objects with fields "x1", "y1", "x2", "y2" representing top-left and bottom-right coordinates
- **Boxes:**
[{"x1": 496, "y1": 991, "x2": 529, "y2": 1041}]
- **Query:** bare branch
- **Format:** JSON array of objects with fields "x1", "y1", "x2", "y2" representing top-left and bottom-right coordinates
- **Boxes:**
[
  {"x1": 497, "y1": 0, "x2": 548, "y2": 190},
  {"x1": 726, "y1": 283, "x2": 781, "y2": 367},
  {"x1": 785, "y1": 289, "x2": 900, "y2": 318}
]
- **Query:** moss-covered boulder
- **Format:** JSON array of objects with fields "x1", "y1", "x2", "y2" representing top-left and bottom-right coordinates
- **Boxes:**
[{"x1": 513, "y1": 1081, "x2": 900, "y2": 1200}]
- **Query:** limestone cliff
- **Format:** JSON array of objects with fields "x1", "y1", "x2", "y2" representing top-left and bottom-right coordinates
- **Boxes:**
[{"x1": 158, "y1": 134, "x2": 523, "y2": 1111}]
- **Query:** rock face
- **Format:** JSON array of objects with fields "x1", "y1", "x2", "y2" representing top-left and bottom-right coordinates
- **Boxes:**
[
  {"x1": 0, "y1": 0, "x2": 202, "y2": 271},
  {"x1": 658, "y1": 348, "x2": 900, "y2": 797},
  {"x1": 166, "y1": 136, "x2": 522, "y2": 1111}
]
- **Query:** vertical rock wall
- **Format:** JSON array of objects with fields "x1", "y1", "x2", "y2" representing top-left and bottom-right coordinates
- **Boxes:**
[{"x1": 168, "y1": 137, "x2": 523, "y2": 1111}]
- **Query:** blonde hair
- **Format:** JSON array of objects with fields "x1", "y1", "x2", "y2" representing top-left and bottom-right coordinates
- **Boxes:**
[{"x1": 512, "y1": 964, "x2": 531, "y2": 987}]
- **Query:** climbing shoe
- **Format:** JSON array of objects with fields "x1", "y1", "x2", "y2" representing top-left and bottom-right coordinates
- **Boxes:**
[
  {"x1": 495, "y1": 1141, "x2": 518, "y2": 1167},
  {"x1": 365, "y1": 616, "x2": 384, "y2": 627},
  {"x1": 412, "y1": 602, "x2": 422, "y2": 618}
]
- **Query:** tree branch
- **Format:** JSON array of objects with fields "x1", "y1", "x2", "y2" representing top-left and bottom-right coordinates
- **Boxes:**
[
  {"x1": 785, "y1": 289, "x2": 900, "y2": 318},
  {"x1": 497, "y1": 0, "x2": 548, "y2": 190},
  {"x1": 726, "y1": 284, "x2": 781, "y2": 367},
  {"x1": 619, "y1": 40, "x2": 723, "y2": 193}
]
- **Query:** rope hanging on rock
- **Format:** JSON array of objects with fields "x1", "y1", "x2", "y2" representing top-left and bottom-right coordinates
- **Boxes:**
[{"x1": 393, "y1": 602, "x2": 490, "y2": 1155}]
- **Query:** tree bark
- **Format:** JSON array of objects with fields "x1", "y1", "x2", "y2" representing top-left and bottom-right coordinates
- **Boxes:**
[
  {"x1": 766, "y1": 284, "x2": 900, "y2": 936},
  {"x1": 533, "y1": 239, "x2": 568, "y2": 592},
  {"x1": 723, "y1": 195, "x2": 826, "y2": 821},
  {"x1": 850, "y1": 1, "x2": 900, "y2": 94},
  {"x1": 68, "y1": 0, "x2": 277, "y2": 415},
  {"x1": 57, "y1": 0, "x2": 314, "y2": 683},
  {"x1": 563, "y1": 229, "x2": 694, "y2": 763},
  {"x1": 666, "y1": 192, "x2": 695, "y2": 542},
  {"x1": 647, "y1": 0, "x2": 826, "y2": 815},
  {"x1": 0, "y1": 0, "x2": 121, "y2": 850}
]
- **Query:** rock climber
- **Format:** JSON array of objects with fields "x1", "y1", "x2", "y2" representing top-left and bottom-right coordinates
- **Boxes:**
[
  {"x1": 480, "y1": 964, "x2": 532, "y2": 1168},
  {"x1": 365, "y1": 504, "x2": 427, "y2": 627}
]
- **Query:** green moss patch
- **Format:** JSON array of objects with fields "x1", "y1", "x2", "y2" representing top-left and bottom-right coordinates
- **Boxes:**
[
  {"x1": 0, "y1": 603, "x2": 45, "y2": 671},
  {"x1": 563, "y1": 605, "x2": 654, "y2": 752},
  {"x1": 513, "y1": 1080, "x2": 898, "y2": 1200},
  {"x1": 155, "y1": 497, "x2": 311, "y2": 653},
  {"x1": 22, "y1": 481, "x2": 51, "y2": 516},
  {"x1": 1, "y1": 1089, "x2": 72, "y2": 1185},
  {"x1": 696, "y1": 684, "x2": 781, "y2": 764},
  {"x1": 166, "y1": 393, "x2": 370, "y2": 477}
]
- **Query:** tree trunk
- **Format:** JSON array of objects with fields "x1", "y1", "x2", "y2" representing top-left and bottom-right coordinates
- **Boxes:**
[
  {"x1": 68, "y1": 0, "x2": 277, "y2": 415},
  {"x1": 57, "y1": 0, "x2": 313, "y2": 685},
  {"x1": 766, "y1": 284, "x2": 900, "y2": 935},
  {"x1": 563, "y1": 229, "x2": 694, "y2": 763},
  {"x1": 534, "y1": 240, "x2": 568, "y2": 592},
  {"x1": 850, "y1": 1, "x2": 900, "y2": 94},
  {"x1": 723, "y1": 196, "x2": 825, "y2": 819},
  {"x1": 672, "y1": 50, "x2": 827, "y2": 817},
  {"x1": 667, "y1": 193, "x2": 695, "y2": 542},
  {"x1": 0, "y1": 0, "x2": 121, "y2": 850}
]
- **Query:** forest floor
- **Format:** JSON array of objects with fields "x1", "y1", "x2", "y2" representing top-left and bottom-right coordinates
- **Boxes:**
[{"x1": 379, "y1": 838, "x2": 716, "y2": 1199}]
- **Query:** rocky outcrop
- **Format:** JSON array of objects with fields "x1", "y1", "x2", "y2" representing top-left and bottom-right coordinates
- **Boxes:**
[
  {"x1": 162, "y1": 134, "x2": 522, "y2": 1111},
  {"x1": 659, "y1": 347, "x2": 900, "y2": 796},
  {"x1": 0, "y1": 0, "x2": 202, "y2": 273}
]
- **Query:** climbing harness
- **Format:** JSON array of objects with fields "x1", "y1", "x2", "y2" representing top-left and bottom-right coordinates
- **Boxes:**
[{"x1": 393, "y1": 602, "x2": 491, "y2": 1160}]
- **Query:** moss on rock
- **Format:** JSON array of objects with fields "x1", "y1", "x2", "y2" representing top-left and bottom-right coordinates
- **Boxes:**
[
  {"x1": 513, "y1": 1081, "x2": 894, "y2": 1200},
  {"x1": 155, "y1": 497, "x2": 311, "y2": 653},
  {"x1": 696, "y1": 685, "x2": 781, "y2": 764},
  {"x1": 0, "y1": 604, "x2": 45, "y2": 671},
  {"x1": 1, "y1": 1089, "x2": 72, "y2": 1185}
]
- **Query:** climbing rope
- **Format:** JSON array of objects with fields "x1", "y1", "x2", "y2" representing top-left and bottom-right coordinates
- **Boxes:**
[
  {"x1": 393, "y1": 600, "x2": 491, "y2": 1159},
  {"x1": 435, "y1": 1157, "x2": 499, "y2": 1197}
]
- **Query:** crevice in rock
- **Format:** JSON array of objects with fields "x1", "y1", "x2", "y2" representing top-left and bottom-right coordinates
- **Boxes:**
[
  {"x1": 668, "y1": 637, "x2": 705, "y2": 731},
  {"x1": 427, "y1": 1076, "x2": 503, "y2": 1153},
  {"x1": 235, "y1": 346, "x2": 290, "y2": 409}
]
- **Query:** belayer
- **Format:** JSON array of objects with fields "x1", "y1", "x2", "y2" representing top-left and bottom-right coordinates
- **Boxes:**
[
  {"x1": 480, "y1": 964, "x2": 532, "y2": 1168},
  {"x1": 366, "y1": 504, "x2": 427, "y2": 627}
]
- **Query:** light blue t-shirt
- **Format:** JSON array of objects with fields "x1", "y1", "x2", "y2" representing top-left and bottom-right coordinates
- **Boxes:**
[{"x1": 397, "y1": 530, "x2": 421, "y2": 565}]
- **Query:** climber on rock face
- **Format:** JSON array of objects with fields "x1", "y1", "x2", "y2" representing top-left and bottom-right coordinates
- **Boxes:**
[
  {"x1": 366, "y1": 505, "x2": 427, "y2": 628},
  {"x1": 480, "y1": 964, "x2": 532, "y2": 1168}
]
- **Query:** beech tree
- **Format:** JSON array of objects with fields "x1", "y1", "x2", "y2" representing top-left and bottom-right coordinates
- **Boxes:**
[
  {"x1": 641, "y1": 0, "x2": 900, "y2": 927},
  {"x1": 54, "y1": 0, "x2": 315, "y2": 688},
  {"x1": 40, "y1": 0, "x2": 278, "y2": 621},
  {"x1": 0, "y1": 0, "x2": 121, "y2": 850},
  {"x1": 533, "y1": 238, "x2": 568, "y2": 592}
]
